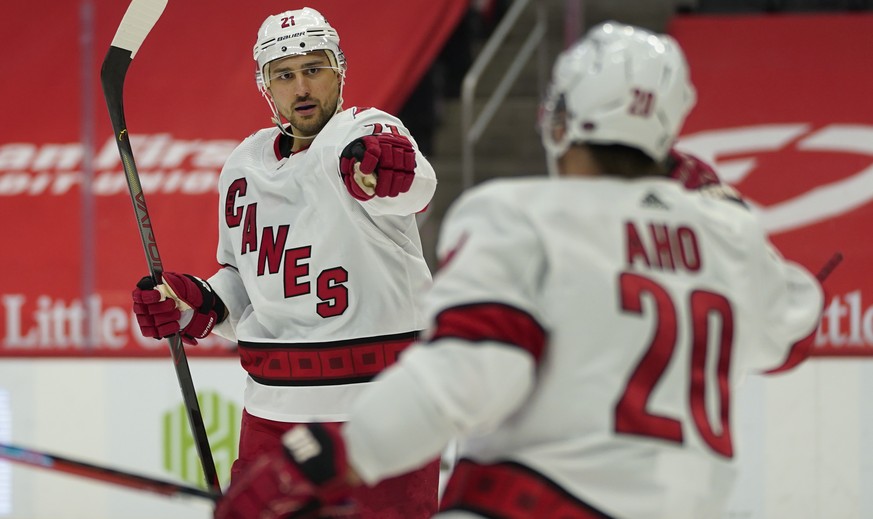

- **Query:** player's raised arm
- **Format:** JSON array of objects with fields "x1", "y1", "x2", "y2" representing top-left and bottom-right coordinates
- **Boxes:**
[{"x1": 337, "y1": 109, "x2": 437, "y2": 216}]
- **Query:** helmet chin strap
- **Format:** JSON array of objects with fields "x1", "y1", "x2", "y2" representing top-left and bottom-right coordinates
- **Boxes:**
[
  {"x1": 545, "y1": 156, "x2": 561, "y2": 178},
  {"x1": 541, "y1": 131, "x2": 570, "y2": 178},
  {"x1": 266, "y1": 99, "x2": 297, "y2": 138}
]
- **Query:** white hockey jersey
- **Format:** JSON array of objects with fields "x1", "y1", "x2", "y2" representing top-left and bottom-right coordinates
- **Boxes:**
[
  {"x1": 207, "y1": 107, "x2": 436, "y2": 422},
  {"x1": 343, "y1": 175, "x2": 823, "y2": 518}
]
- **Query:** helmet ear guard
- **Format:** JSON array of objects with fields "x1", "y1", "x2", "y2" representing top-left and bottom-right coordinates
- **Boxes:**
[{"x1": 540, "y1": 21, "x2": 696, "y2": 174}]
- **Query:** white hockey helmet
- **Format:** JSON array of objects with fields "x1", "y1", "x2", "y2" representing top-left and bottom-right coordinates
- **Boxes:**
[
  {"x1": 253, "y1": 7, "x2": 346, "y2": 89},
  {"x1": 252, "y1": 7, "x2": 347, "y2": 132},
  {"x1": 540, "y1": 21, "x2": 696, "y2": 169}
]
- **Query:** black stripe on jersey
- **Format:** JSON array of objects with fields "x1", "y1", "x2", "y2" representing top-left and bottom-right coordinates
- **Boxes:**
[
  {"x1": 441, "y1": 459, "x2": 615, "y2": 519},
  {"x1": 249, "y1": 373, "x2": 377, "y2": 387},
  {"x1": 238, "y1": 331, "x2": 420, "y2": 386},
  {"x1": 238, "y1": 331, "x2": 419, "y2": 349},
  {"x1": 429, "y1": 303, "x2": 547, "y2": 364}
]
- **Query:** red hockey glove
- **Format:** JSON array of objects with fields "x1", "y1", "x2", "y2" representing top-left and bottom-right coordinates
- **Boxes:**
[
  {"x1": 667, "y1": 148, "x2": 745, "y2": 204},
  {"x1": 667, "y1": 148, "x2": 721, "y2": 189},
  {"x1": 215, "y1": 423, "x2": 357, "y2": 519},
  {"x1": 131, "y1": 272, "x2": 226, "y2": 346},
  {"x1": 340, "y1": 134, "x2": 416, "y2": 201}
]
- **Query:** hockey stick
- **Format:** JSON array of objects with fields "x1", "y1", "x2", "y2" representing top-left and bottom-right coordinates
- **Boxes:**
[
  {"x1": 0, "y1": 443, "x2": 219, "y2": 502},
  {"x1": 100, "y1": 0, "x2": 221, "y2": 494},
  {"x1": 816, "y1": 252, "x2": 843, "y2": 283}
]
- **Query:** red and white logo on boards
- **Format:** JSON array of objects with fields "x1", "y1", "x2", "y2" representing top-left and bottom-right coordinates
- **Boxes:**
[
  {"x1": 678, "y1": 123, "x2": 873, "y2": 235},
  {"x1": 681, "y1": 124, "x2": 873, "y2": 356}
]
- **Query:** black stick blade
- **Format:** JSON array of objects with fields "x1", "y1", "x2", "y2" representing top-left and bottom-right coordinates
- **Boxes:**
[{"x1": 100, "y1": 46, "x2": 133, "y2": 136}]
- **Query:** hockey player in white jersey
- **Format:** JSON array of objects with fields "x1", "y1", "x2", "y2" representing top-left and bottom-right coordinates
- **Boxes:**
[
  {"x1": 214, "y1": 21, "x2": 825, "y2": 519},
  {"x1": 130, "y1": 7, "x2": 439, "y2": 518}
]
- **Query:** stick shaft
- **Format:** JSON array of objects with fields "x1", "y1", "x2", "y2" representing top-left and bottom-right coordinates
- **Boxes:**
[
  {"x1": 816, "y1": 252, "x2": 843, "y2": 283},
  {"x1": 100, "y1": 0, "x2": 221, "y2": 495},
  {"x1": 0, "y1": 443, "x2": 219, "y2": 502}
]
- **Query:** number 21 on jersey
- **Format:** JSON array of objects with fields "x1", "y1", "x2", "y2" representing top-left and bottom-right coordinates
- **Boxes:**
[{"x1": 614, "y1": 272, "x2": 734, "y2": 458}]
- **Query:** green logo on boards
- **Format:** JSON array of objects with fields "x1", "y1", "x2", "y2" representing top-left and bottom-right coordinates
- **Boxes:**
[{"x1": 162, "y1": 390, "x2": 239, "y2": 488}]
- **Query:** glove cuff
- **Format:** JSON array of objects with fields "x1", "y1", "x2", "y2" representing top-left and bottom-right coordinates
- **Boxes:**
[
  {"x1": 283, "y1": 423, "x2": 351, "y2": 504},
  {"x1": 171, "y1": 274, "x2": 227, "y2": 344},
  {"x1": 182, "y1": 274, "x2": 227, "y2": 324}
]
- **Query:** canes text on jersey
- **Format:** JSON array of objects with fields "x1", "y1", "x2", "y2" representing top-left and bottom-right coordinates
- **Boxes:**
[
  {"x1": 225, "y1": 178, "x2": 348, "y2": 318},
  {"x1": 625, "y1": 220, "x2": 701, "y2": 272}
]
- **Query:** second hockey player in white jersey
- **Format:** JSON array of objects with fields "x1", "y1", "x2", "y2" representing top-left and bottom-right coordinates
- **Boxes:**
[{"x1": 214, "y1": 21, "x2": 825, "y2": 519}]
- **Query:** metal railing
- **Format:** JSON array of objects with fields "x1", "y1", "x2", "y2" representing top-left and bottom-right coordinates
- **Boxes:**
[{"x1": 460, "y1": 0, "x2": 548, "y2": 190}]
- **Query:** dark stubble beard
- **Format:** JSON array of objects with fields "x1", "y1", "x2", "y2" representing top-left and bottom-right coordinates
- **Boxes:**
[{"x1": 286, "y1": 95, "x2": 339, "y2": 138}]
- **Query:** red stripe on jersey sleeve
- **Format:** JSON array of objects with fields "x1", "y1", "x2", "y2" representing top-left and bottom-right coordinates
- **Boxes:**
[
  {"x1": 764, "y1": 328, "x2": 815, "y2": 375},
  {"x1": 766, "y1": 282, "x2": 825, "y2": 375},
  {"x1": 430, "y1": 303, "x2": 547, "y2": 363}
]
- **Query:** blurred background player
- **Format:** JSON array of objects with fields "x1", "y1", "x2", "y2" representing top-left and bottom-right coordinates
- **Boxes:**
[
  {"x1": 213, "y1": 20, "x2": 825, "y2": 519},
  {"x1": 130, "y1": 7, "x2": 439, "y2": 518}
]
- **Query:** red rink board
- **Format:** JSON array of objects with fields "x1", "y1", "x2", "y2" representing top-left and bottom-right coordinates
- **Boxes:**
[
  {"x1": 1, "y1": 11, "x2": 871, "y2": 357},
  {"x1": 670, "y1": 13, "x2": 873, "y2": 356}
]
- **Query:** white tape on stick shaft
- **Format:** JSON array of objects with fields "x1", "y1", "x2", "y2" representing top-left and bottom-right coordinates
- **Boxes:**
[{"x1": 157, "y1": 283, "x2": 193, "y2": 311}]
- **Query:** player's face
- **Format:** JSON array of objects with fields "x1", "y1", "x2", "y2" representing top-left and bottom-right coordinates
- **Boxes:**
[{"x1": 267, "y1": 51, "x2": 340, "y2": 137}]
